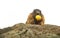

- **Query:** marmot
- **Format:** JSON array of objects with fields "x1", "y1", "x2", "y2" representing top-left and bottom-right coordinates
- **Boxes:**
[{"x1": 26, "y1": 9, "x2": 45, "y2": 25}]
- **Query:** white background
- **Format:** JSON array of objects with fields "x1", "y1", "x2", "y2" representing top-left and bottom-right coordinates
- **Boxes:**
[{"x1": 0, "y1": 0, "x2": 60, "y2": 28}]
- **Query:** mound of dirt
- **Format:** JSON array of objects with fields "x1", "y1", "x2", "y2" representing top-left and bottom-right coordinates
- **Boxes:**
[{"x1": 0, "y1": 23, "x2": 60, "y2": 38}]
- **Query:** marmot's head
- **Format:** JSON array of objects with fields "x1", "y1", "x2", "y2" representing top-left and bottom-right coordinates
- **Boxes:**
[
  {"x1": 32, "y1": 9, "x2": 42, "y2": 21},
  {"x1": 33, "y1": 9, "x2": 41, "y2": 15}
]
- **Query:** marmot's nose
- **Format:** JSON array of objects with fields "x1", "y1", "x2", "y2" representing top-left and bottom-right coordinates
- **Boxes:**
[{"x1": 37, "y1": 13, "x2": 39, "y2": 15}]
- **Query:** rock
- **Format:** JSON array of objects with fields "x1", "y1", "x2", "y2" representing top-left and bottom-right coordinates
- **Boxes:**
[{"x1": 0, "y1": 23, "x2": 60, "y2": 38}]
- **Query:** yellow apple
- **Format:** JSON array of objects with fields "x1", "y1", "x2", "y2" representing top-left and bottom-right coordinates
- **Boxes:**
[{"x1": 35, "y1": 15, "x2": 42, "y2": 21}]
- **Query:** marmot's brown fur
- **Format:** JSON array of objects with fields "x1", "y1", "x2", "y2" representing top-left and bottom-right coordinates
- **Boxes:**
[{"x1": 26, "y1": 9, "x2": 45, "y2": 25}]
